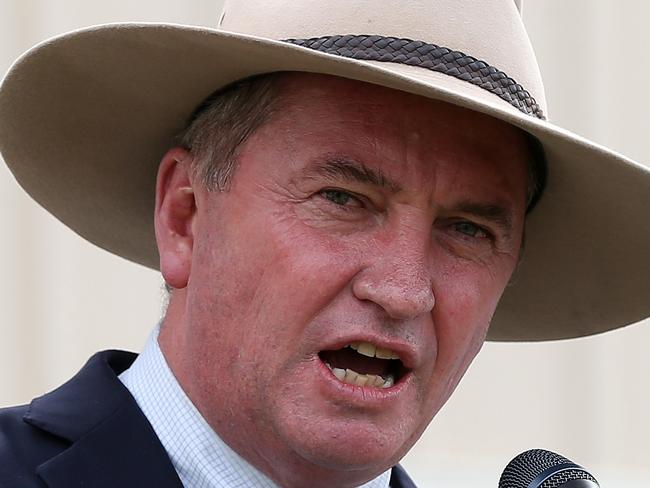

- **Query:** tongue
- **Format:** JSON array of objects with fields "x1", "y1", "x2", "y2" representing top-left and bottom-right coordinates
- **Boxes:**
[{"x1": 320, "y1": 348, "x2": 390, "y2": 376}]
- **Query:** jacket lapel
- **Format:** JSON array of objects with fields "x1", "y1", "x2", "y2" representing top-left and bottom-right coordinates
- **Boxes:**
[
  {"x1": 391, "y1": 463, "x2": 418, "y2": 488},
  {"x1": 23, "y1": 350, "x2": 183, "y2": 488}
]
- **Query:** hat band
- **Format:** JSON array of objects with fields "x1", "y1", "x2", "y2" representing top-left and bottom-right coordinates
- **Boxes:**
[{"x1": 283, "y1": 35, "x2": 545, "y2": 120}]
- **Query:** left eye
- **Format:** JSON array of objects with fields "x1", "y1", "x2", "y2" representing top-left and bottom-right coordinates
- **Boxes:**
[
  {"x1": 321, "y1": 189, "x2": 360, "y2": 207},
  {"x1": 453, "y1": 221, "x2": 489, "y2": 238}
]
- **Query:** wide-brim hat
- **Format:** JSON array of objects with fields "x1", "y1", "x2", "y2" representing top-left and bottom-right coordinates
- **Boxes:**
[{"x1": 0, "y1": 0, "x2": 648, "y2": 341}]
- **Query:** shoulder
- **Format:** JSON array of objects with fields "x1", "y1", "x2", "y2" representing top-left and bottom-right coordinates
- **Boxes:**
[
  {"x1": 0, "y1": 350, "x2": 138, "y2": 487},
  {"x1": 0, "y1": 403, "x2": 69, "y2": 487}
]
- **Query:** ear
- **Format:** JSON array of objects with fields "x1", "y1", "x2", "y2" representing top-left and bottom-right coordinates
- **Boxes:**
[{"x1": 154, "y1": 147, "x2": 197, "y2": 289}]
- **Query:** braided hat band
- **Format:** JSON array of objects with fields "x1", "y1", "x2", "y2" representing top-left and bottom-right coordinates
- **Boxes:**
[{"x1": 284, "y1": 35, "x2": 545, "y2": 120}]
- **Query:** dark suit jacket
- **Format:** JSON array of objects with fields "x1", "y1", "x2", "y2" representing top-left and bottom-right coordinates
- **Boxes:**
[{"x1": 0, "y1": 350, "x2": 417, "y2": 487}]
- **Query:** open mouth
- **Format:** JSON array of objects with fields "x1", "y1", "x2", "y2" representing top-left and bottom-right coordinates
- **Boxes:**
[{"x1": 318, "y1": 342, "x2": 409, "y2": 389}]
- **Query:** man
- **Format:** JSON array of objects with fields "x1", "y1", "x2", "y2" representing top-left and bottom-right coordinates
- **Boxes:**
[{"x1": 0, "y1": 1, "x2": 648, "y2": 487}]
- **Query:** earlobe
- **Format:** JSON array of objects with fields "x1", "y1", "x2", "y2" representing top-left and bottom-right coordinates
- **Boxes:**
[{"x1": 154, "y1": 147, "x2": 197, "y2": 289}]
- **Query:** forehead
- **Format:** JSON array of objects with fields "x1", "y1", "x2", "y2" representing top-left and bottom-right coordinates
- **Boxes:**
[
  {"x1": 276, "y1": 72, "x2": 525, "y2": 132},
  {"x1": 257, "y1": 73, "x2": 530, "y2": 197}
]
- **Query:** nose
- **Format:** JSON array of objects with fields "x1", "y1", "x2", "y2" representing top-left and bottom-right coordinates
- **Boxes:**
[{"x1": 351, "y1": 244, "x2": 435, "y2": 320}]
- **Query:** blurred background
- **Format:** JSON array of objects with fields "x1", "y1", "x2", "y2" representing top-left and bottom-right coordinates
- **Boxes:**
[{"x1": 0, "y1": 0, "x2": 648, "y2": 486}]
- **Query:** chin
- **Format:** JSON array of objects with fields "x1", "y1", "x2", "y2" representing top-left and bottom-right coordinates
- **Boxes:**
[{"x1": 280, "y1": 416, "x2": 413, "y2": 475}]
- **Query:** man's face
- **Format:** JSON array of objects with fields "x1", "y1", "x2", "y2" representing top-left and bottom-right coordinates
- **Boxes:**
[{"x1": 160, "y1": 74, "x2": 529, "y2": 485}]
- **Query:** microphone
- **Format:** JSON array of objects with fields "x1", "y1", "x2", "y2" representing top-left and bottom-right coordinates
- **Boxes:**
[{"x1": 499, "y1": 449, "x2": 600, "y2": 488}]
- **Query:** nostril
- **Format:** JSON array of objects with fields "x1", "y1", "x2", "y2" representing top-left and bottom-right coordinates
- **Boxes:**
[
  {"x1": 355, "y1": 281, "x2": 434, "y2": 320},
  {"x1": 351, "y1": 259, "x2": 434, "y2": 319}
]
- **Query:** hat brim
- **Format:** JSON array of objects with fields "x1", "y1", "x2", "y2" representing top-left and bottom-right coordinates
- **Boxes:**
[{"x1": 1, "y1": 23, "x2": 648, "y2": 341}]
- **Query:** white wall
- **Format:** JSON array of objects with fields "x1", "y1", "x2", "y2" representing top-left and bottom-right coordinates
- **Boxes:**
[{"x1": 1, "y1": 1, "x2": 648, "y2": 486}]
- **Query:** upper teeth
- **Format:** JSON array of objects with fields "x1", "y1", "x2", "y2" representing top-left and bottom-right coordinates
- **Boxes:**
[{"x1": 348, "y1": 342, "x2": 400, "y2": 360}]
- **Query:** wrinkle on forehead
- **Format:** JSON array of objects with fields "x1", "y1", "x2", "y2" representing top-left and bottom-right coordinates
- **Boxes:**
[
  {"x1": 271, "y1": 72, "x2": 529, "y2": 204},
  {"x1": 278, "y1": 73, "x2": 529, "y2": 156}
]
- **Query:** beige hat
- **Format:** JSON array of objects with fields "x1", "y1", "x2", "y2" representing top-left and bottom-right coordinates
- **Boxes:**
[{"x1": 0, "y1": 0, "x2": 648, "y2": 341}]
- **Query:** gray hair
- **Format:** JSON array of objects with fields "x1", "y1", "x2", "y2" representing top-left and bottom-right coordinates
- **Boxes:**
[{"x1": 178, "y1": 73, "x2": 284, "y2": 191}]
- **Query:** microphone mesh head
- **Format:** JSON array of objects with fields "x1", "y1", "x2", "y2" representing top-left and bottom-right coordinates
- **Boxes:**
[
  {"x1": 499, "y1": 449, "x2": 598, "y2": 488},
  {"x1": 539, "y1": 469, "x2": 597, "y2": 488}
]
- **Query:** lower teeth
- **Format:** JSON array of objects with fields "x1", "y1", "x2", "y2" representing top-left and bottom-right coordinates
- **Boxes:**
[{"x1": 326, "y1": 363, "x2": 394, "y2": 388}]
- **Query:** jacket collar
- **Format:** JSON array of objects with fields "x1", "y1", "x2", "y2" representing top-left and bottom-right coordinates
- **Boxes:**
[{"x1": 23, "y1": 350, "x2": 183, "y2": 488}]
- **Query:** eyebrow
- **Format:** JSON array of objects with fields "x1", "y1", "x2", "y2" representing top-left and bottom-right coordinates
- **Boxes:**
[{"x1": 302, "y1": 155, "x2": 402, "y2": 193}]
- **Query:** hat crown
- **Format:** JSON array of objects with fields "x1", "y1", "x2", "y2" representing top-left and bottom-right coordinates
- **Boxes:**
[{"x1": 219, "y1": 0, "x2": 546, "y2": 115}]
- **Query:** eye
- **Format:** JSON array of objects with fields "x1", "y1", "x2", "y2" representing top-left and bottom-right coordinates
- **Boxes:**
[
  {"x1": 320, "y1": 189, "x2": 362, "y2": 207},
  {"x1": 452, "y1": 221, "x2": 490, "y2": 239}
]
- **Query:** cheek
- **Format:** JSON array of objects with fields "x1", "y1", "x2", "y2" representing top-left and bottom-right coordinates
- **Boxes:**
[
  {"x1": 269, "y1": 212, "x2": 371, "y2": 293},
  {"x1": 423, "y1": 262, "x2": 513, "y2": 405},
  {"x1": 434, "y1": 248, "x2": 516, "y2": 328},
  {"x1": 188, "y1": 205, "x2": 366, "y2": 358}
]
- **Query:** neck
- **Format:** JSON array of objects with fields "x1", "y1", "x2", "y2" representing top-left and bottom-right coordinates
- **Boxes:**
[{"x1": 158, "y1": 291, "x2": 390, "y2": 488}]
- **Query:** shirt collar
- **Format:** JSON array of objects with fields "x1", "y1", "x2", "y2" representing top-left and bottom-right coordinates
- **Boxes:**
[{"x1": 119, "y1": 324, "x2": 391, "y2": 488}]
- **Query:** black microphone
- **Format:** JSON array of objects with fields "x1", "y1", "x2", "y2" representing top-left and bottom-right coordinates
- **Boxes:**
[{"x1": 499, "y1": 449, "x2": 600, "y2": 488}]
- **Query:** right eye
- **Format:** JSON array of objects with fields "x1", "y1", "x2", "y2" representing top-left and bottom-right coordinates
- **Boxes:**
[{"x1": 451, "y1": 221, "x2": 491, "y2": 240}]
